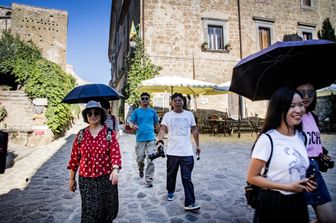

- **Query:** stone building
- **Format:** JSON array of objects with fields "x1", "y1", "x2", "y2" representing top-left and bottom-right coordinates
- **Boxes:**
[
  {"x1": 0, "y1": 3, "x2": 68, "y2": 70},
  {"x1": 108, "y1": 0, "x2": 336, "y2": 121},
  {"x1": 0, "y1": 3, "x2": 69, "y2": 146}
]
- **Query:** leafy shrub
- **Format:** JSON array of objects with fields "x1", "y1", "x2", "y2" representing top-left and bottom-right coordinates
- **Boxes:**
[
  {"x1": 0, "y1": 30, "x2": 75, "y2": 134},
  {"x1": 0, "y1": 106, "x2": 7, "y2": 122}
]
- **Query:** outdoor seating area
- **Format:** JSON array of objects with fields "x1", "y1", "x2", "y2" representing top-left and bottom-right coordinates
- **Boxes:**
[{"x1": 197, "y1": 114, "x2": 264, "y2": 137}]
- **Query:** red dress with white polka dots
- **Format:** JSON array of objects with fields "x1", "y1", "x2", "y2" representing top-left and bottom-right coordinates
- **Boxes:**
[{"x1": 67, "y1": 126, "x2": 122, "y2": 178}]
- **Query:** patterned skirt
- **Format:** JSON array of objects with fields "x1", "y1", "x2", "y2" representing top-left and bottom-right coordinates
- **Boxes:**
[{"x1": 79, "y1": 174, "x2": 118, "y2": 223}]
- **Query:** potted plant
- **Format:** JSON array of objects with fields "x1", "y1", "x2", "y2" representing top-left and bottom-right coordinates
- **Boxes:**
[
  {"x1": 201, "y1": 42, "x2": 208, "y2": 51},
  {"x1": 224, "y1": 43, "x2": 232, "y2": 51}
]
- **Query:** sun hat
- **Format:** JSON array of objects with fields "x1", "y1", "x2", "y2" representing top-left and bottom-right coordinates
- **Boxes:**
[{"x1": 82, "y1": 100, "x2": 107, "y2": 123}]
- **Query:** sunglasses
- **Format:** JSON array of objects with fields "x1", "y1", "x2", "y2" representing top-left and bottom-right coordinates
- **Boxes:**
[
  {"x1": 141, "y1": 97, "x2": 149, "y2": 101},
  {"x1": 87, "y1": 111, "x2": 100, "y2": 117},
  {"x1": 298, "y1": 89, "x2": 315, "y2": 98}
]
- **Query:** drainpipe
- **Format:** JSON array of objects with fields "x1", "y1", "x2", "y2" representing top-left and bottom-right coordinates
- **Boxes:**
[
  {"x1": 237, "y1": 0, "x2": 243, "y2": 138},
  {"x1": 141, "y1": 0, "x2": 145, "y2": 46}
]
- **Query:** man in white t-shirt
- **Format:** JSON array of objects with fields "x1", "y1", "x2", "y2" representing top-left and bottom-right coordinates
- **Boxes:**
[{"x1": 157, "y1": 93, "x2": 201, "y2": 211}]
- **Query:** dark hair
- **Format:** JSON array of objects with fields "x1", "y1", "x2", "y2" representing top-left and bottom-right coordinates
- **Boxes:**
[
  {"x1": 305, "y1": 85, "x2": 317, "y2": 112},
  {"x1": 140, "y1": 92, "x2": 150, "y2": 98},
  {"x1": 100, "y1": 99, "x2": 110, "y2": 110},
  {"x1": 170, "y1": 93, "x2": 187, "y2": 110},
  {"x1": 171, "y1": 92, "x2": 183, "y2": 100},
  {"x1": 261, "y1": 86, "x2": 303, "y2": 133},
  {"x1": 170, "y1": 93, "x2": 184, "y2": 110},
  {"x1": 295, "y1": 82, "x2": 317, "y2": 112},
  {"x1": 83, "y1": 108, "x2": 107, "y2": 124}
]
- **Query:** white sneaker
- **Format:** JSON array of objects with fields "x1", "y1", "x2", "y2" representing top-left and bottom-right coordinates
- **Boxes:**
[{"x1": 184, "y1": 203, "x2": 200, "y2": 211}]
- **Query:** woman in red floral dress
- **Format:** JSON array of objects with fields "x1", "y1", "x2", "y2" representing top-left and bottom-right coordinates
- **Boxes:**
[{"x1": 67, "y1": 100, "x2": 122, "y2": 223}]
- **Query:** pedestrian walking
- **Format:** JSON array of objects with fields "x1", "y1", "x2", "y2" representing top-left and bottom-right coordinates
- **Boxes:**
[
  {"x1": 129, "y1": 92, "x2": 160, "y2": 187},
  {"x1": 246, "y1": 86, "x2": 317, "y2": 223},
  {"x1": 67, "y1": 100, "x2": 122, "y2": 223},
  {"x1": 157, "y1": 92, "x2": 201, "y2": 211},
  {"x1": 296, "y1": 82, "x2": 336, "y2": 223},
  {"x1": 100, "y1": 99, "x2": 122, "y2": 139},
  {"x1": 0, "y1": 131, "x2": 8, "y2": 174}
]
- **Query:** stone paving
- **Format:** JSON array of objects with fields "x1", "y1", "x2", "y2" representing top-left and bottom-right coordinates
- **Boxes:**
[{"x1": 0, "y1": 121, "x2": 335, "y2": 223}]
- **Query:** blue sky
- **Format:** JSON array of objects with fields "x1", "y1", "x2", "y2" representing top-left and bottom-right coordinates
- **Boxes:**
[{"x1": 1, "y1": 0, "x2": 112, "y2": 84}]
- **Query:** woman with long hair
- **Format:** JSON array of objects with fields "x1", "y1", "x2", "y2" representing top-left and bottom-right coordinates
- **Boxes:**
[
  {"x1": 247, "y1": 86, "x2": 316, "y2": 223},
  {"x1": 296, "y1": 83, "x2": 336, "y2": 223}
]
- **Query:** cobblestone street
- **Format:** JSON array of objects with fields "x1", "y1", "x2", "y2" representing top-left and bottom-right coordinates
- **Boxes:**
[{"x1": 0, "y1": 121, "x2": 335, "y2": 223}]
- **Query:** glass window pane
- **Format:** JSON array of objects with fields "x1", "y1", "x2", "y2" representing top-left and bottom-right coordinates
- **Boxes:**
[
  {"x1": 208, "y1": 25, "x2": 223, "y2": 50},
  {"x1": 303, "y1": 0, "x2": 311, "y2": 7},
  {"x1": 302, "y1": 32, "x2": 313, "y2": 40}
]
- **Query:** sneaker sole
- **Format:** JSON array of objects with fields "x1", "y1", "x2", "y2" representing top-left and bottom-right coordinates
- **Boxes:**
[
  {"x1": 184, "y1": 206, "x2": 200, "y2": 211},
  {"x1": 167, "y1": 197, "x2": 174, "y2": 201}
]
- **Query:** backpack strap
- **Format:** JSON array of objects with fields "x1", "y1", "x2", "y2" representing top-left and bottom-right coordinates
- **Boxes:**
[
  {"x1": 262, "y1": 133, "x2": 273, "y2": 177},
  {"x1": 77, "y1": 128, "x2": 86, "y2": 149},
  {"x1": 106, "y1": 127, "x2": 113, "y2": 143},
  {"x1": 310, "y1": 111, "x2": 319, "y2": 126},
  {"x1": 301, "y1": 131, "x2": 307, "y2": 147},
  {"x1": 250, "y1": 133, "x2": 274, "y2": 177}
]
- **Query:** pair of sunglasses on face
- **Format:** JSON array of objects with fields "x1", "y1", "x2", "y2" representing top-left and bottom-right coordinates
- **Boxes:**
[
  {"x1": 86, "y1": 110, "x2": 101, "y2": 117},
  {"x1": 298, "y1": 89, "x2": 315, "y2": 98},
  {"x1": 141, "y1": 97, "x2": 149, "y2": 101}
]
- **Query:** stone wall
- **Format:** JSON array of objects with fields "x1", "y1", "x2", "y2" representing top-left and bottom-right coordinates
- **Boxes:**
[
  {"x1": 239, "y1": 0, "x2": 336, "y2": 56},
  {"x1": 317, "y1": 96, "x2": 336, "y2": 132},
  {"x1": 0, "y1": 90, "x2": 53, "y2": 147},
  {"x1": 10, "y1": 3, "x2": 68, "y2": 70}
]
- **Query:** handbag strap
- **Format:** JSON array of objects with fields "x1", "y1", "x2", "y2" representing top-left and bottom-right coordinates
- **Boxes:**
[{"x1": 262, "y1": 133, "x2": 273, "y2": 177}]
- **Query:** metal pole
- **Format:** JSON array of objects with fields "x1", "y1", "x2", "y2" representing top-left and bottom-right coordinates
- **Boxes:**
[{"x1": 237, "y1": 0, "x2": 243, "y2": 138}]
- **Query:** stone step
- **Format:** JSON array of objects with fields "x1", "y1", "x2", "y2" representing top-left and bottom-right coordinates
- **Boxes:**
[
  {"x1": 0, "y1": 90, "x2": 27, "y2": 97},
  {"x1": 0, "y1": 97, "x2": 31, "y2": 102}
]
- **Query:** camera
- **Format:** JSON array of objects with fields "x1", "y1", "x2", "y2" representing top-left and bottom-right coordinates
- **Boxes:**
[
  {"x1": 318, "y1": 158, "x2": 335, "y2": 172},
  {"x1": 148, "y1": 145, "x2": 165, "y2": 160},
  {"x1": 318, "y1": 147, "x2": 335, "y2": 172}
]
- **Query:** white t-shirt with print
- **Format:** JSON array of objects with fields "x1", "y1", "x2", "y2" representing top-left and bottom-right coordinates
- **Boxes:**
[
  {"x1": 161, "y1": 110, "x2": 196, "y2": 156},
  {"x1": 252, "y1": 129, "x2": 309, "y2": 195}
]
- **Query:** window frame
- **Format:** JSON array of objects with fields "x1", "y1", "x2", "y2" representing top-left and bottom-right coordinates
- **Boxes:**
[
  {"x1": 254, "y1": 17, "x2": 274, "y2": 51},
  {"x1": 301, "y1": 0, "x2": 314, "y2": 9},
  {"x1": 298, "y1": 23, "x2": 316, "y2": 40},
  {"x1": 202, "y1": 17, "x2": 228, "y2": 52}
]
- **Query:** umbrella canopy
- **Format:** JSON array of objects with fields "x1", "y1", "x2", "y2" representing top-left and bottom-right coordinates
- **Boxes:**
[
  {"x1": 229, "y1": 40, "x2": 336, "y2": 101},
  {"x1": 317, "y1": 84, "x2": 336, "y2": 97},
  {"x1": 62, "y1": 83, "x2": 124, "y2": 104},
  {"x1": 203, "y1": 81, "x2": 231, "y2": 95},
  {"x1": 138, "y1": 75, "x2": 217, "y2": 95}
]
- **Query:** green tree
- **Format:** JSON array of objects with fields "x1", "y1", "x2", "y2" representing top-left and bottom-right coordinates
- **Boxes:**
[
  {"x1": 124, "y1": 36, "x2": 161, "y2": 107},
  {"x1": 0, "y1": 30, "x2": 75, "y2": 134},
  {"x1": 317, "y1": 18, "x2": 336, "y2": 41}
]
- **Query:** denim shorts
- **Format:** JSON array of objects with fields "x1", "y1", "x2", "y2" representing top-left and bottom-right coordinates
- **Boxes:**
[{"x1": 304, "y1": 158, "x2": 332, "y2": 206}]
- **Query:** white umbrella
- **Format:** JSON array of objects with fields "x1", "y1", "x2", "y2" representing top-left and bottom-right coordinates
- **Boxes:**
[
  {"x1": 317, "y1": 84, "x2": 336, "y2": 97},
  {"x1": 138, "y1": 75, "x2": 217, "y2": 95},
  {"x1": 203, "y1": 81, "x2": 231, "y2": 95}
]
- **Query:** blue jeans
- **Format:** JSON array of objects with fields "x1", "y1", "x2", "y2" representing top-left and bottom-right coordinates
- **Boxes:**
[{"x1": 166, "y1": 155, "x2": 195, "y2": 206}]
